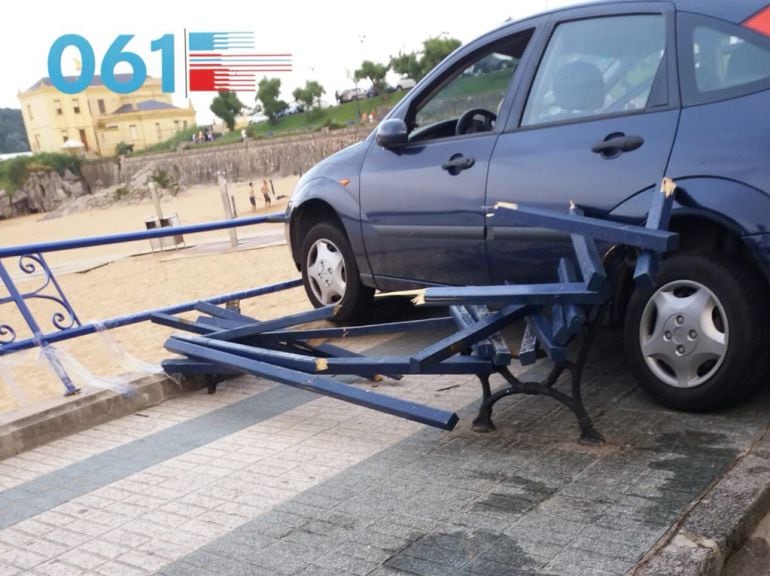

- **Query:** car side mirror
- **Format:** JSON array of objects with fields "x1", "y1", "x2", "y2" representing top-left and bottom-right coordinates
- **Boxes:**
[{"x1": 376, "y1": 119, "x2": 408, "y2": 148}]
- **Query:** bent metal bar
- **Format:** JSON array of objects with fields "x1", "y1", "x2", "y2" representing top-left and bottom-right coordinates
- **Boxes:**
[{"x1": 0, "y1": 212, "x2": 297, "y2": 395}]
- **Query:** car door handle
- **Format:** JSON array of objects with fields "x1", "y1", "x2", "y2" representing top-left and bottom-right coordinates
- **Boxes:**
[
  {"x1": 441, "y1": 155, "x2": 475, "y2": 173},
  {"x1": 591, "y1": 134, "x2": 644, "y2": 155}
]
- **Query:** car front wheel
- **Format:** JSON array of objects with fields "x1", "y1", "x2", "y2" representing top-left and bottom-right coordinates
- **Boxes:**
[
  {"x1": 624, "y1": 251, "x2": 769, "y2": 411},
  {"x1": 300, "y1": 222, "x2": 373, "y2": 323}
]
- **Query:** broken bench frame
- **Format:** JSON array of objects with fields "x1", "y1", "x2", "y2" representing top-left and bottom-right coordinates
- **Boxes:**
[{"x1": 155, "y1": 179, "x2": 677, "y2": 444}]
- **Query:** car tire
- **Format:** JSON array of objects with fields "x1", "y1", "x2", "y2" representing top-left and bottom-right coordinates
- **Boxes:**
[
  {"x1": 624, "y1": 251, "x2": 769, "y2": 411},
  {"x1": 300, "y1": 222, "x2": 374, "y2": 323}
]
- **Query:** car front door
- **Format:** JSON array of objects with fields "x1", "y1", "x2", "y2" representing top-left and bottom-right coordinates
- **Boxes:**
[
  {"x1": 486, "y1": 2, "x2": 679, "y2": 284},
  {"x1": 359, "y1": 28, "x2": 536, "y2": 290}
]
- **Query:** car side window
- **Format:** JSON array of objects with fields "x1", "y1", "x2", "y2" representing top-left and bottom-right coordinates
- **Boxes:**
[
  {"x1": 521, "y1": 15, "x2": 666, "y2": 127},
  {"x1": 409, "y1": 29, "x2": 533, "y2": 142},
  {"x1": 678, "y1": 13, "x2": 770, "y2": 107}
]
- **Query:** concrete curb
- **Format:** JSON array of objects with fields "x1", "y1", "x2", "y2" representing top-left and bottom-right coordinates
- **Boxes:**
[
  {"x1": 0, "y1": 373, "x2": 203, "y2": 461},
  {"x1": 634, "y1": 426, "x2": 770, "y2": 576}
]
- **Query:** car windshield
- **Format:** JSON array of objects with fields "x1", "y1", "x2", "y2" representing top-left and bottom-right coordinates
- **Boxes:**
[
  {"x1": 409, "y1": 31, "x2": 533, "y2": 138},
  {"x1": 416, "y1": 54, "x2": 518, "y2": 127}
]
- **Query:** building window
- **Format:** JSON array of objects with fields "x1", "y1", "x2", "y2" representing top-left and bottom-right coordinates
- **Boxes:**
[
  {"x1": 98, "y1": 99, "x2": 106, "y2": 114},
  {"x1": 78, "y1": 129, "x2": 89, "y2": 152},
  {"x1": 155, "y1": 122, "x2": 162, "y2": 139},
  {"x1": 174, "y1": 120, "x2": 180, "y2": 133},
  {"x1": 62, "y1": 132, "x2": 68, "y2": 142},
  {"x1": 54, "y1": 100, "x2": 63, "y2": 115},
  {"x1": 183, "y1": 120, "x2": 188, "y2": 130},
  {"x1": 27, "y1": 105, "x2": 33, "y2": 120},
  {"x1": 129, "y1": 124, "x2": 139, "y2": 141},
  {"x1": 72, "y1": 99, "x2": 80, "y2": 114}
]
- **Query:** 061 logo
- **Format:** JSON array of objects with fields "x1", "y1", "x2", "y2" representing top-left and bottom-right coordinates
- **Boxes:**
[{"x1": 48, "y1": 32, "x2": 292, "y2": 95}]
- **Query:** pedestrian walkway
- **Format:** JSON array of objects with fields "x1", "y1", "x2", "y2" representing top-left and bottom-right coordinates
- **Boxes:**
[{"x1": 0, "y1": 330, "x2": 768, "y2": 575}]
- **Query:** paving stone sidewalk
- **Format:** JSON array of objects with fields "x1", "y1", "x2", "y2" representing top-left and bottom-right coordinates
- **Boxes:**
[{"x1": 0, "y1": 329, "x2": 768, "y2": 575}]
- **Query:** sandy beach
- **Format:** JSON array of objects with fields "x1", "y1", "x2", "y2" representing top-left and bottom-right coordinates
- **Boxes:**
[{"x1": 0, "y1": 176, "x2": 309, "y2": 413}]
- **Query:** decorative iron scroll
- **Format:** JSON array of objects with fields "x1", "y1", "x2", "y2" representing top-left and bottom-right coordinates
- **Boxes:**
[
  {"x1": 0, "y1": 323, "x2": 15, "y2": 345},
  {"x1": 0, "y1": 253, "x2": 81, "y2": 346}
]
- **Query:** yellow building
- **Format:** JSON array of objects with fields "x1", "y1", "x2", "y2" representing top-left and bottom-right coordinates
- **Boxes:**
[{"x1": 18, "y1": 75, "x2": 196, "y2": 156}]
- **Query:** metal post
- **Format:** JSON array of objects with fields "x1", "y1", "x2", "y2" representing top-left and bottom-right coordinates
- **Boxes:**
[
  {"x1": 149, "y1": 181, "x2": 164, "y2": 224},
  {"x1": 0, "y1": 260, "x2": 79, "y2": 394},
  {"x1": 217, "y1": 172, "x2": 239, "y2": 248}
]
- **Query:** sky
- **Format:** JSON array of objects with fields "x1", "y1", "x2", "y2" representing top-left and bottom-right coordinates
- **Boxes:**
[{"x1": 2, "y1": 0, "x2": 583, "y2": 125}]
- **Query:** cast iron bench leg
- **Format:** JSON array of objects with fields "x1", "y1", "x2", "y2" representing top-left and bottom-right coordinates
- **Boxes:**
[
  {"x1": 471, "y1": 374, "x2": 496, "y2": 433},
  {"x1": 471, "y1": 307, "x2": 606, "y2": 445}
]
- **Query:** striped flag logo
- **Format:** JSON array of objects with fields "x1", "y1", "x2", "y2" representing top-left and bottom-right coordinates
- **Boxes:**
[{"x1": 186, "y1": 31, "x2": 292, "y2": 93}]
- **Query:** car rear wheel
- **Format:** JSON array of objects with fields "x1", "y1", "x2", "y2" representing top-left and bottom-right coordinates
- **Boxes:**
[
  {"x1": 624, "y1": 251, "x2": 769, "y2": 411},
  {"x1": 300, "y1": 222, "x2": 373, "y2": 323}
]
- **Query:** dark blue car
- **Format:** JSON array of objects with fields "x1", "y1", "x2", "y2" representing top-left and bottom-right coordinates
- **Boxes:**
[{"x1": 286, "y1": 0, "x2": 770, "y2": 412}]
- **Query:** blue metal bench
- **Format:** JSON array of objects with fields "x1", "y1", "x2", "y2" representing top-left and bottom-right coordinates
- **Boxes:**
[{"x1": 156, "y1": 179, "x2": 677, "y2": 444}]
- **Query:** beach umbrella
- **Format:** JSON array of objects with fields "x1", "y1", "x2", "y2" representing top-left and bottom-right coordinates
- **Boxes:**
[
  {"x1": 61, "y1": 138, "x2": 85, "y2": 156},
  {"x1": 61, "y1": 139, "x2": 84, "y2": 150}
]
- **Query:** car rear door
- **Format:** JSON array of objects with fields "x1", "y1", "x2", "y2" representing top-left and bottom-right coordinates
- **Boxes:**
[
  {"x1": 486, "y1": 2, "x2": 679, "y2": 283},
  {"x1": 358, "y1": 26, "x2": 537, "y2": 290}
]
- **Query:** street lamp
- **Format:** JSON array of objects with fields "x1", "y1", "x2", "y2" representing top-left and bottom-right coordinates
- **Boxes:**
[
  {"x1": 354, "y1": 81, "x2": 361, "y2": 123},
  {"x1": 354, "y1": 34, "x2": 366, "y2": 123}
]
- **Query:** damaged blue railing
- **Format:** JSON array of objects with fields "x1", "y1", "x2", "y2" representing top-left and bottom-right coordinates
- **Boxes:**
[
  {"x1": 0, "y1": 212, "x2": 298, "y2": 395},
  {"x1": 153, "y1": 179, "x2": 679, "y2": 444}
]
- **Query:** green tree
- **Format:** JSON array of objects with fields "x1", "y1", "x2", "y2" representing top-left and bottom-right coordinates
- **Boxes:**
[
  {"x1": 390, "y1": 52, "x2": 421, "y2": 82},
  {"x1": 391, "y1": 35, "x2": 462, "y2": 81},
  {"x1": 304, "y1": 80, "x2": 325, "y2": 109},
  {"x1": 421, "y1": 36, "x2": 462, "y2": 74},
  {"x1": 292, "y1": 80, "x2": 326, "y2": 111},
  {"x1": 209, "y1": 90, "x2": 244, "y2": 131},
  {"x1": 115, "y1": 141, "x2": 134, "y2": 156},
  {"x1": 0, "y1": 109, "x2": 30, "y2": 154},
  {"x1": 291, "y1": 86, "x2": 305, "y2": 108},
  {"x1": 354, "y1": 60, "x2": 389, "y2": 94},
  {"x1": 256, "y1": 77, "x2": 288, "y2": 124}
]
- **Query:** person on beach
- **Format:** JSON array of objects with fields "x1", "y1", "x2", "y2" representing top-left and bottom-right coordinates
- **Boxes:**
[
  {"x1": 261, "y1": 180, "x2": 271, "y2": 207},
  {"x1": 248, "y1": 182, "x2": 257, "y2": 212}
]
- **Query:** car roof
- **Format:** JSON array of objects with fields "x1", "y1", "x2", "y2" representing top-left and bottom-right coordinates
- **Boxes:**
[
  {"x1": 625, "y1": 0, "x2": 765, "y2": 22},
  {"x1": 461, "y1": 0, "x2": 766, "y2": 56},
  {"x1": 507, "y1": 0, "x2": 767, "y2": 27}
]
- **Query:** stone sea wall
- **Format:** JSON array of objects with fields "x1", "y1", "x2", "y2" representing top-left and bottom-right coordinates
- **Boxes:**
[
  {"x1": 0, "y1": 126, "x2": 372, "y2": 219},
  {"x1": 0, "y1": 169, "x2": 88, "y2": 218},
  {"x1": 80, "y1": 126, "x2": 372, "y2": 189}
]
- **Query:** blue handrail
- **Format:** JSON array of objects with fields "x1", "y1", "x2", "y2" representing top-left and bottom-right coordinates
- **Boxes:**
[
  {"x1": 0, "y1": 212, "x2": 286, "y2": 258},
  {"x1": 0, "y1": 279, "x2": 302, "y2": 355},
  {"x1": 0, "y1": 210, "x2": 298, "y2": 396}
]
